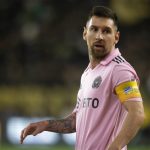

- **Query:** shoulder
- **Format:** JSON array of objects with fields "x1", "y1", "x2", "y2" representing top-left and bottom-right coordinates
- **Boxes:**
[
  {"x1": 111, "y1": 55, "x2": 136, "y2": 75},
  {"x1": 111, "y1": 55, "x2": 140, "y2": 86},
  {"x1": 112, "y1": 55, "x2": 126, "y2": 64}
]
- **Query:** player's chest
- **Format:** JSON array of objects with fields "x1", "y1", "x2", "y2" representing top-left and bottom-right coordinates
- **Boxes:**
[
  {"x1": 77, "y1": 67, "x2": 113, "y2": 110},
  {"x1": 80, "y1": 66, "x2": 112, "y2": 97}
]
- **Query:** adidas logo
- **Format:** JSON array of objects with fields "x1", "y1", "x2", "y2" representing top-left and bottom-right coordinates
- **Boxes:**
[{"x1": 112, "y1": 56, "x2": 125, "y2": 64}]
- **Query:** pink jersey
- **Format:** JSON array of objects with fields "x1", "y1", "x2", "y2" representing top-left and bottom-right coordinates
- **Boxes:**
[{"x1": 74, "y1": 48, "x2": 142, "y2": 150}]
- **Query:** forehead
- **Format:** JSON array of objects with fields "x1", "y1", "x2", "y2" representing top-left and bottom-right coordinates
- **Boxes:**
[{"x1": 87, "y1": 16, "x2": 115, "y2": 29}]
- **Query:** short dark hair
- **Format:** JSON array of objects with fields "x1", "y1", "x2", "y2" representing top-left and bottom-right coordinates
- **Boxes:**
[{"x1": 87, "y1": 6, "x2": 119, "y2": 30}]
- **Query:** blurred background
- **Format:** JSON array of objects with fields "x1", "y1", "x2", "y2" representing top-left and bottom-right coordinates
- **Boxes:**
[{"x1": 0, "y1": 0, "x2": 150, "y2": 149}]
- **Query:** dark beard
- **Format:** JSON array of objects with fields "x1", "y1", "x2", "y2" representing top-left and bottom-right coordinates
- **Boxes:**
[{"x1": 91, "y1": 46, "x2": 108, "y2": 60}]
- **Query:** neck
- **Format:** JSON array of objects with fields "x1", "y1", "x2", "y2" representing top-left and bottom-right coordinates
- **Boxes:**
[{"x1": 89, "y1": 57, "x2": 101, "y2": 69}]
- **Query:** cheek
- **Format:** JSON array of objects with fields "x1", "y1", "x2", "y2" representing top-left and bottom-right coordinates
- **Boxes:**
[
  {"x1": 105, "y1": 38, "x2": 115, "y2": 50},
  {"x1": 86, "y1": 35, "x2": 92, "y2": 45},
  {"x1": 87, "y1": 40, "x2": 92, "y2": 49},
  {"x1": 107, "y1": 36, "x2": 116, "y2": 44}
]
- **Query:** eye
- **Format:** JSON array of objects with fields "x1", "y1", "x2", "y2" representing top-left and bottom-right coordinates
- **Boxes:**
[
  {"x1": 103, "y1": 28, "x2": 111, "y2": 34},
  {"x1": 89, "y1": 26, "x2": 98, "y2": 32}
]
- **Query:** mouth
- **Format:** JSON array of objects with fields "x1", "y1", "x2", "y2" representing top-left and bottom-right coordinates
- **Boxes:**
[{"x1": 93, "y1": 43, "x2": 104, "y2": 50}]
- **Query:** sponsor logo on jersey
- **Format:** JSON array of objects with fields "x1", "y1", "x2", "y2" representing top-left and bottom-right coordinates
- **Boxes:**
[{"x1": 82, "y1": 98, "x2": 100, "y2": 108}]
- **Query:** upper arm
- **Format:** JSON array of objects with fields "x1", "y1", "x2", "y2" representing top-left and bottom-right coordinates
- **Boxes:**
[
  {"x1": 123, "y1": 101, "x2": 145, "y2": 124},
  {"x1": 112, "y1": 64, "x2": 142, "y2": 103},
  {"x1": 115, "y1": 80, "x2": 142, "y2": 103},
  {"x1": 123, "y1": 101, "x2": 144, "y2": 114},
  {"x1": 112, "y1": 64, "x2": 138, "y2": 90}
]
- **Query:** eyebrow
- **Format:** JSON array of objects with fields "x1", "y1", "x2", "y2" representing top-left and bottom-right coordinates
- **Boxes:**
[
  {"x1": 88, "y1": 24, "x2": 118, "y2": 32},
  {"x1": 89, "y1": 25, "x2": 98, "y2": 28},
  {"x1": 88, "y1": 24, "x2": 111, "y2": 29}
]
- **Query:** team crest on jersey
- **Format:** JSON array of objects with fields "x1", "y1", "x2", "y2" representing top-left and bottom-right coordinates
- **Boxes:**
[{"x1": 92, "y1": 76, "x2": 102, "y2": 88}]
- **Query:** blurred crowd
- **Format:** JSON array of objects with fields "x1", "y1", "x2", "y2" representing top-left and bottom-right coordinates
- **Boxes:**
[
  {"x1": 0, "y1": 0, "x2": 149, "y2": 85},
  {"x1": 0, "y1": 0, "x2": 150, "y2": 145}
]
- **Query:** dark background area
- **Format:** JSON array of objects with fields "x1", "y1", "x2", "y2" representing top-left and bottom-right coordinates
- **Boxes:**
[{"x1": 0, "y1": 0, "x2": 150, "y2": 145}]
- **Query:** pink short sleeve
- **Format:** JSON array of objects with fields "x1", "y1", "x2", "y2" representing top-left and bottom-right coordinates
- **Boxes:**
[
  {"x1": 112, "y1": 64, "x2": 139, "y2": 89},
  {"x1": 112, "y1": 64, "x2": 142, "y2": 102}
]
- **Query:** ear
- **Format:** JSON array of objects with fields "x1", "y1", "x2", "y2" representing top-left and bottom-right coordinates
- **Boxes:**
[
  {"x1": 115, "y1": 31, "x2": 120, "y2": 44},
  {"x1": 83, "y1": 27, "x2": 87, "y2": 41}
]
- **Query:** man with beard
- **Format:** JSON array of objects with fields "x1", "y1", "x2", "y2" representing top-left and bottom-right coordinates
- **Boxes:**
[{"x1": 20, "y1": 6, "x2": 145, "y2": 150}]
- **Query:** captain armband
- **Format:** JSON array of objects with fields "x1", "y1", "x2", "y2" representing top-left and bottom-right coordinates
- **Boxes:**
[{"x1": 115, "y1": 80, "x2": 142, "y2": 103}]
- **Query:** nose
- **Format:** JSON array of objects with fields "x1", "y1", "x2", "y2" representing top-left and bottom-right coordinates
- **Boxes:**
[{"x1": 96, "y1": 31, "x2": 103, "y2": 40}]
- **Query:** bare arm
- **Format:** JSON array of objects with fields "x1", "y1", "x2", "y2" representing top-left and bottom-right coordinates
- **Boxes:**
[
  {"x1": 108, "y1": 101, "x2": 145, "y2": 150},
  {"x1": 20, "y1": 112, "x2": 76, "y2": 144},
  {"x1": 46, "y1": 112, "x2": 76, "y2": 133}
]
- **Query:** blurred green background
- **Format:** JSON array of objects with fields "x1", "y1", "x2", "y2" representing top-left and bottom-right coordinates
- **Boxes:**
[{"x1": 0, "y1": 0, "x2": 150, "y2": 149}]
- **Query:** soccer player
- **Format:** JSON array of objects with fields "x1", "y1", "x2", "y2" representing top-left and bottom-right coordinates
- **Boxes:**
[{"x1": 20, "y1": 6, "x2": 145, "y2": 150}]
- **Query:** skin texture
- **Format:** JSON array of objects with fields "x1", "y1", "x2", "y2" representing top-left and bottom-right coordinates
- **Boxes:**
[{"x1": 20, "y1": 16, "x2": 145, "y2": 149}]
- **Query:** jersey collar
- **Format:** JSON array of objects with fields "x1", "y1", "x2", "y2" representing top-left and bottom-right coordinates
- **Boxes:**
[
  {"x1": 87, "y1": 48, "x2": 121, "y2": 70},
  {"x1": 100, "y1": 48, "x2": 121, "y2": 66}
]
